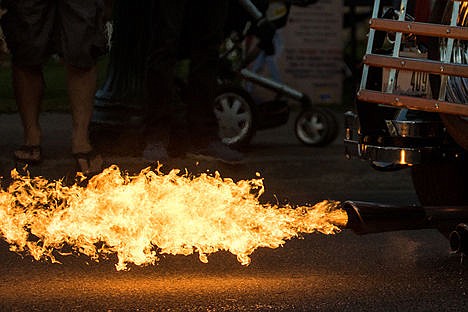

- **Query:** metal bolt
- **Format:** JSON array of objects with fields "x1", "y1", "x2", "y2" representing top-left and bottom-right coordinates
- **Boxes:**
[
  {"x1": 435, "y1": 103, "x2": 439, "y2": 109},
  {"x1": 440, "y1": 66, "x2": 444, "y2": 72},
  {"x1": 446, "y1": 28, "x2": 451, "y2": 34},
  {"x1": 401, "y1": 60, "x2": 405, "y2": 66}
]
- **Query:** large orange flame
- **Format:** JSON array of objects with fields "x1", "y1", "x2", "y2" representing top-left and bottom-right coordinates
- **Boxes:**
[{"x1": 0, "y1": 165, "x2": 347, "y2": 270}]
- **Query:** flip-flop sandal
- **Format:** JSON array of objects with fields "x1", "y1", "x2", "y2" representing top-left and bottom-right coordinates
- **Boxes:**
[
  {"x1": 73, "y1": 149, "x2": 103, "y2": 177},
  {"x1": 14, "y1": 145, "x2": 42, "y2": 165}
]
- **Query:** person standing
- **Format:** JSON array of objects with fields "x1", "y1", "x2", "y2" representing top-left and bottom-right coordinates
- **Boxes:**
[
  {"x1": 143, "y1": 0, "x2": 244, "y2": 164},
  {"x1": 0, "y1": 0, "x2": 107, "y2": 175}
]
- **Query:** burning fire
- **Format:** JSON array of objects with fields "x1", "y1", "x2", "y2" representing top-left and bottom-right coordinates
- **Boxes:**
[{"x1": 0, "y1": 165, "x2": 347, "y2": 271}]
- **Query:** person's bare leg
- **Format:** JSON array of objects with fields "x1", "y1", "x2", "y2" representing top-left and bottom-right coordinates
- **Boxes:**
[
  {"x1": 66, "y1": 63, "x2": 102, "y2": 174},
  {"x1": 66, "y1": 63, "x2": 96, "y2": 153},
  {"x1": 12, "y1": 64, "x2": 43, "y2": 147}
]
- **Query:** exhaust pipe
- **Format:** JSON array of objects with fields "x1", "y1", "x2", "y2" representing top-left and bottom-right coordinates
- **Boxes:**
[
  {"x1": 342, "y1": 201, "x2": 468, "y2": 235},
  {"x1": 449, "y1": 223, "x2": 468, "y2": 254}
]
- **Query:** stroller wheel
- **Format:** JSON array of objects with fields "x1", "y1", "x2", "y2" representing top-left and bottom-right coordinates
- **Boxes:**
[
  {"x1": 214, "y1": 86, "x2": 256, "y2": 148},
  {"x1": 318, "y1": 106, "x2": 339, "y2": 144},
  {"x1": 295, "y1": 107, "x2": 337, "y2": 147}
]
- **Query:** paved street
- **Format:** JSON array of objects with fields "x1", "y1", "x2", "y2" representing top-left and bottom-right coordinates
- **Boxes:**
[{"x1": 0, "y1": 110, "x2": 467, "y2": 311}]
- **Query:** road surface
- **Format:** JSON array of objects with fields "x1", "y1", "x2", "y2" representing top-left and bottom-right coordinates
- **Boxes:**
[{"x1": 0, "y1": 110, "x2": 466, "y2": 311}]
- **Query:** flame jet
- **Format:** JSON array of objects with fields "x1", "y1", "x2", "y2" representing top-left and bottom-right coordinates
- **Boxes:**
[{"x1": 0, "y1": 165, "x2": 347, "y2": 271}]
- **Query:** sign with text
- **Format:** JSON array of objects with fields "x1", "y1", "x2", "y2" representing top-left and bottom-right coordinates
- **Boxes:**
[{"x1": 249, "y1": 1, "x2": 343, "y2": 106}]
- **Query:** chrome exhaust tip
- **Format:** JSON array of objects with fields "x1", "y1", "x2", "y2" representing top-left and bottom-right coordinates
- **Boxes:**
[
  {"x1": 342, "y1": 201, "x2": 468, "y2": 235},
  {"x1": 449, "y1": 223, "x2": 468, "y2": 254}
]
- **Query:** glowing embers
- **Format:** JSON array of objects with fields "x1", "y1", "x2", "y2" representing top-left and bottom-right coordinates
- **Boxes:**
[{"x1": 0, "y1": 165, "x2": 347, "y2": 270}]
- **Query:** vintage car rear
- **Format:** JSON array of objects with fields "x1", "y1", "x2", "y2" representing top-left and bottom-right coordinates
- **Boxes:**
[{"x1": 344, "y1": 0, "x2": 468, "y2": 247}]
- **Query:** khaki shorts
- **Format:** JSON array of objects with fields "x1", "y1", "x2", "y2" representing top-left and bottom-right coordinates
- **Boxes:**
[{"x1": 1, "y1": 0, "x2": 107, "y2": 68}]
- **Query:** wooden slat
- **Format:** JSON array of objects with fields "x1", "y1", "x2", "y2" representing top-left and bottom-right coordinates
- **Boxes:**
[
  {"x1": 369, "y1": 19, "x2": 468, "y2": 40},
  {"x1": 357, "y1": 89, "x2": 468, "y2": 117},
  {"x1": 363, "y1": 54, "x2": 468, "y2": 77}
]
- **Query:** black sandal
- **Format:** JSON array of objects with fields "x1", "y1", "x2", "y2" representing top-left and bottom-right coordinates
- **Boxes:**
[
  {"x1": 73, "y1": 149, "x2": 103, "y2": 176},
  {"x1": 14, "y1": 145, "x2": 42, "y2": 165}
]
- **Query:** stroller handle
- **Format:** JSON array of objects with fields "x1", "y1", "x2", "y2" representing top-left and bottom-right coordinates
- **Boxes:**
[{"x1": 237, "y1": 0, "x2": 263, "y2": 21}]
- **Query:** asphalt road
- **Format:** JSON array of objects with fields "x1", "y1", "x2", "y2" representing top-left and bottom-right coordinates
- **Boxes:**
[{"x1": 0, "y1": 110, "x2": 467, "y2": 311}]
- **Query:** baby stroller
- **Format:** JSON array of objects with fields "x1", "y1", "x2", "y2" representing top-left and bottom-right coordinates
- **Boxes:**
[{"x1": 214, "y1": 0, "x2": 339, "y2": 148}]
